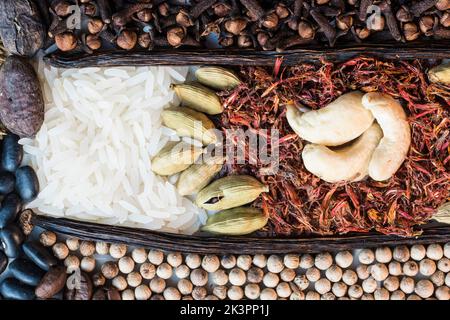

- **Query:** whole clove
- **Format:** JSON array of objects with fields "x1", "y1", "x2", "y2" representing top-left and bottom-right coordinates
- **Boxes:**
[
  {"x1": 116, "y1": 29, "x2": 137, "y2": 50},
  {"x1": 82, "y1": 3, "x2": 97, "y2": 16},
  {"x1": 359, "y1": 0, "x2": 373, "y2": 21},
  {"x1": 237, "y1": 34, "x2": 253, "y2": 47},
  {"x1": 53, "y1": 1, "x2": 73, "y2": 17},
  {"x1": 136, "y1": 9, "x2": 153, "y2": 23},
  {"x1": 138, "y1": 32, "x2": 152, "y2": 48},
  {"x1": 239, "y1": 0, "x2": 265, "y2": 21},
  {"x1": 310, "y1": 9, "x2": 336, "y2": 46},
  {"x1": 275, "y1": 3, "x2": 290, "y2": 19},
  {"x1": 167, "y1": 26, "x2": 186, "y2": 46},
  {"x1": 213, "y1": 3, "x2": 232, "y2": 17},
  {"x1": 190, "y1": 0, "x2": 218, "y2": 19},
  {"x1": 403, "y1": 22, "x2": 420, "y2": 41},
  {"x1": 396, "y1": 6, "x2": 413, "y2": 23},
  {"x1": 176, "y1": 10, "x2": 194, "y2": 27},
  {"x1": 336, "y1": 15, "x2": 354, "y2": 31},
  {"x1": 379, "y1": 0, "x2": 402, "y2": 41},
  {"x1": 224, "y1": 18, "x2": 248, "y2": 35},
  {"x1": 158, "y1": 2, "x2": 170, "y2": 17},
  {"x1": 54, "y1": 32, "x2": 77, "y2": 51},
  {"x1": 419, "y1": 15, "x2": 436, "y2": 34},
  {"x1": 112, "y1": 3, "x2": 153, "y2": 28},
  {"x1": 262, "y1": 13, "x2": 280, "y2": 30},
  {"x1": 410, "y1": 0, "x2": 438, "y2": 17},
  {"x1": 298, "y1": 20, "x2": 315, "y2": 39},
  {"x1": 96, "y1": 0, "x2": 112, "y2": 24}
]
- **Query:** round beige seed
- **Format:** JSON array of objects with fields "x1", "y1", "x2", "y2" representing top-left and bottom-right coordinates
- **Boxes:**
[
  {"x1": 446, "y1": 273, "x2": 450, "y2": 287},
  {"x1": 202, "y1": 255, "x2": 220, "y2": 273},
  {"x1": 356, "y1": 264, "x2": 370, "y2": 280},
  {"x1": 190, "y1": 268, "x2": 208, "y2": 286},
  {"x1": 437, "y1": 257, "x2": 450, "y2": 273},
  {"x1": 410, "y1": 244, "x2": 426, "y2": 261},
  {"x1": 315, "y1": 278, "x2": 331, "y2": 294},
  {"x1": 426, "y1": 244, "x2": 443, "y2": 260},
  {"x1": 444, "y1": 242, "x2": 450, "y2": 258},
  {"x1": 299, "y1": 254, "x2": 314, "y2": 269},
  {"x1": 80, "y1": 256, "x2": 96, "y2": 272},
  {"x1": 383, "y1": 276, "x2": 400, "y2": 292},
  {"x1": 156, "y1": 263, "x2": 173, "y2": 279},
  {"x1": 374, "y1": 288, "x2": 390, "y2": 300},
  {"x1": 175, "y1": 264, "x2": 190, "y2": 279},
  {"x1": 393, "y1": 245, "x2": 410, "y2": 262},
  {"x1": 358, "y1": 249, "x2": 375, "y2": 265},
  {"x1": 127, "y1": 272, "x2": 143, "y2": 287},
  {"x1": 325, "y1": 265, "x2": 342, "y2": 282},
  {"x1": 131, "y1": 248, "x2": 147, "y2": 264},
  {"x1": 315, "y1": 252, "x2": 333, "y2": 270},
  {"x1": 164, "y1": 287, "x2": 181, "y2": 300},
  {"x1": 407, "y1": 294, "x2": 422, "y2": 300},
  {"x1": 118, "y1": 256, "x2": 135, "y2": 274},
  {"x1": 342, "y1": 269, "x2": 358, "y2": 286},
  {"x1": 78, "y1": 241, "x2": 95, "y2": 257},
  {"x1": 263, "y1": 272, "x2": 280, "y2": 288},
  {"x1": 362, "y1": 277, "x2": 377, "y2": 293},
  {"x1": 178, "y1": 279, "x2": 193, "y2": 295},
  {"x1": 370, "y1": 263, "x2": 389, "y2": 281},
  {"x1": 64, "y1": 255, "x2": 80, "y2": 273},
  {"x1": 245, "y1": 283, "x2": 260, "y2": 300},
  {"x1": 247, "y1": 267, "x2": 264, "y2": 283},
  {"x1": 294, "y1": 275, "x2": 309, "y2": 291},
  {"x1": 306, "y1": 267, "x2": 321, "y2": 282},
  {"x1": 109, "y1": 243, "x2": 127, "y2": 259},
  {"x1": 205, "y1": 295, "x2": 218, "y2": 300},
  {"x1": 182, "y1": 295, "x2": 193, "y2": 300},
  {"x1": 185, "y1": 254, "x2": 201, "y2": 269},
  {"x1": 140, "y1": 262, "x2": 156, "y2": 280},
  {"x1": 236, "y1": 255, "x2": 252, "y2": 271},
  {"x1": 419, "y1": 258, "x2": 436, "y2": 276},
  {"x1": 260, "y1": 288, "x2": 277, "y2": 300},
  {"x1": 435, "y1": 286, "x2": 450, "y2": 300},
  {"x1": 305, "y1": 291, "x2": 320, "y2": 300},
  {"x1": 276, "y1": 282, "x2": 292, "y2": 298},
  {"x1": 375, "y1": 247, "x2": 392, "y2": 263},
  {"x1": 391, "y1": 290, "x2": 405, "y2": 300},
  {"x1": 40, "y1": 231, "x2": 57, "y2": 247},
  {"x1": 280, "y1": 268, "x2": 296, "y2": 282},
  {"x1": 135, "y1": 284, "x2": 151, "y2": 300},
  {"x1": 283, "y1": 254, "x2": 300, "y2": 269},
  {"x1": 221, "y1": 255, "x2": 236, "y2": 269},
  {"x1": 267, "y1": 255, "x2": 284, "y2": 273},
  {"x1": 95, "y1": 242, "x2": 109, "y2": 255},
  {"x1": 53, "y1": 243, "x2": 69, "y2": 260},
  {"x1": 213, "y1": 286, "x2": 227, "y2": 300},
  {"x1": 227, "y1": 286, "x2": 244, "y2": 300},
  {"x1": 252, "y1": 254, "x2": 266, "y2": 268},
  {"x1": 229, "y1": 268, "x2": 246, "y2": 286},
  {"x1": 122, "y1": 289, "x2": 135, "y2": 300},
  {"x1": 403, "y1": 261, "x2": 419, "y2": 277},
  {"x1": 212, "y1": 269, "x2": 228, "y2": 286},
  {"x1": 415, "y1": 279, "x2": 434, "y2": 298},
  {"x1": 290, "y1": 291, "x2": 305, "y2": 300},
  {"x1": 388, "y1": 261, "x2": 402, "y2": 276},
  {"x1": 66, "y1": 238, "x2": 79, "y2": 251},
  {"x1": 321, "y1": 292, "x2": 336, "y2": 300},
  {"x1": 361, "y1": 293, "x2": 374, "y2": 300},
  {"x1": 148, "y1": 250, "x2": 164, "y2": 265},
  {"x1": 332, "y1": 282, "x2": 347, "y2": 297},
  {"x1": 335, "y1": 251, "x2": 353, "y2": 268},
  {"x1": 150, "y1": 277, "x2": 166, "y2": 293},
  {"x1": 112, "y1": 275, "x2": 127, "y2": 291},
  {"x1": 430, "y1": 270, "x2": 445, "y2": 286},
  {"x1": 400, "y1": 277, "x2": 415, "y2": 294},
  {"x1": 348, "y1": 285, "x2": 363, "y2": 299}
]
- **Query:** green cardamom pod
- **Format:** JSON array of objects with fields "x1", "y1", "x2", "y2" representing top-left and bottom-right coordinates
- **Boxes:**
[
  {"x1": 196, "y1": 175, "x2": 269, "y2": 211},
  {"x1": 151, "y1": 141, "x2": 203, "y2": 176},
  {"x1": 201, "y1": 207, "x2": 268, "y2": 236},
  {"x1": 161, "y1": 107, "x2": 217, "y2": 146},
  {"x1": 195, "y1": 67, "x2": 241, "y2": 91},
  {"x1": 171, "y1": 82, "x2": 223, "y2": 115}
]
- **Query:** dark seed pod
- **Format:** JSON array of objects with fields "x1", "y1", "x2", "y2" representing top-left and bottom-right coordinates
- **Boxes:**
[
  {"x1": 22, "y1": 242, "x2": 58, "y2": 271},
  {"x1": 0, "y1": 224, "x2": 24, "y2": 258},
  {"x1": 0, "y1": 278, "x2": 35, "y2": 300},
  {"x1": 15, "y1": 166, "x2": 39, "y2": 202},
  {"x1": 1, "y1": 134, "x2": 23, "y2": 172},
  {"x1": 0, "y1": 193, "x2": 22, "y2": 228},
  {"x1": 0, "y1": 171, "x2": 15, "y2": 194},
  {"x1": 35, "y1": 266, "x2": 67, "y2": 299},
  {"x1": 0, "y1": 251, "x2": 7, "y2": 275},
  {"x1": 9, "y1": 258, "x2": 46, "y2": 286}
]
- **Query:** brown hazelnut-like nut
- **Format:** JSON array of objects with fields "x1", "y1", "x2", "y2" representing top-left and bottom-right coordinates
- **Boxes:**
[
  {"x1": 202, "y1": 255, "x2": 220, "y2": 272},
  {"x1": 55, "y1": 32, "x2": 78, "y2": 52},
  {"x1": 167, "y1": 27, "x2": 185, "y2": 47},
  {"x1": 164, "y1": 287, "x2": 181, "y2": 300},
  {"x1": 156, "y1": 263, "x2": 173, "y2": 279},
  {"x1": 283, "y1": 254, "x2": 300, "y2": 269},
  {"x1": 224, "y1": 19, "x2": 247, "y2": 36},
  {"x1": 53, "y1": 243, "x2": 69, "y2": 260},
  {"x1": 415, "y1": 279, "x2": 434, "y2": 298},
  {"x1": 118, "y1": 256, "x2": 135, "y2": 274},
  {"x1": 112, "y1": 275, "x2": 127, "y2": 291},
  {"x1": 263, "y1": 272, "x2": 280, "y2": 288},
  {"x1": 92, "y1": 273, "x2": 106, "y2": 287},
  {"x1": 262, "y1": 12, "x2": 279, "y2": 29},
  {"x1": 325, "y1": 265, "x2": 343, "y2": 283},
  {"x1": 117, "y1": 30, "x2": 137, "y2": 50},
  {"x1": 315, "y1": 278, "x2": 331, "y2": 295},
  {"x1": 150, "y1": 277, "x2": 166, "y2": 294},
  {"x1": 140, "y1": 262, "x2": 156, "y2": 280},
  {"x1": 64, "y1": 255, "x2": 80, "y2": 273},
  {"x1": 229, "y1": 268, "x2": 246, "y2": 286},
  {"x1": 253, "y1": 254, "x2": 267, "y2": 268},
  {"x1": 136, "y1": 9, "x2": 153, "y2": 22},
  {"x1": 135, "y1": 284, "x2": 151, "y2": 300},
  {"x1": 87, "y1": 18, "x2": 104, "y2": 34},
  {"x1": 190, "y1": 268, "x2": 208, "y2": 286},
  {"x1": 40, "y1": 231, "x2": 57, "y2": 247},
  {"x1": 80, "y1": 256, "x2": 96, "y2": 273},
  {"x1": 192, "y1": 286, "x2": 207, "y2": 300},
  {"x1": 131, "y1": 248, "x2": 147, "y2": 264},
  {"x1": 212, "y1": 269, "x2": 228, "y2": 286},
  {"x1": 306, "y1": 267, "x2": 321, "y2": 282},
  {"x1": 332, "y1": 282, "x2": 348, "y2": 297},
  {"x1": 148, "y1": 250, "x2": 164, "y2": 265},
  {"x1": 298, "y1": 20, "x2": 315, "y2": 39},
  {"x1": 175, "y1": 264, "x2": 190, "y2": 279},
  {"x1": 403, "y1": 23, "x2": 420, "y2": 41},
  {"x1": 236, "y1": 255, "x2": 252, "y2": 271},
  {"x1": 182, "y1": 295, "x2": 193, "y2": 300},
  {"x1": 178, "y1": 279, "x2": 193, "y2": 295},
  {"x1": 122, "y1": 289, "x2": 135, "y2": 300},
  {"x1": 221, "y1": 255, "x2": 237, "y2": 269},
  {"x1": 79, "y1": 241, "x2": 95, "y2": 257},
  {"x1": 245, "y1": 283, "x2": 261, "y2": 300},
  {"x1": 280, "y1": 268, "x2": 296, "y2": 282},
  {"x1": 315, "y1": 252, "x2": 333, "y2": 270},
  {"x1": 127, "y1": 272, "x2": 143, "y2": 288},
  {"x1": 95, "y1": 242, "x2": 109, "y2": 255},
  {"x1": 167, "y1": 252, "x2": 183, "y2": 268},
  {"x1": 101, "y1": 261, "x2": 119, "y2": 279}
]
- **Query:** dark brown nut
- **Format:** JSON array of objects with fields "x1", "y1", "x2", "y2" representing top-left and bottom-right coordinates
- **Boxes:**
[
  {"x1": 64, "y1": 272, "x2": 93, "y2": 300},
  {"x1": 35, "y1": 266, "x2": 67, "y2": 299}
]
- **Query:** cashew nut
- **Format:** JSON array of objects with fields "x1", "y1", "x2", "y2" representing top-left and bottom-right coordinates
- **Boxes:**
[
  {"x1": 362, "y1": 92, "x2": 411, "y2": 181},
  {"x1": 302, "y1": 123, "x2": 383, "y2": 183},
  {"x1": 286, "y1": 91, "x2": 374, "y2": 146}
]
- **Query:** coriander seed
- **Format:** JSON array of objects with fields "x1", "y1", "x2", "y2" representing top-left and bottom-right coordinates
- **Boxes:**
[
  {"x1": 403, "y1": 261, "x2": 419, "y2": 277},
  {"x1": 400, "y1": 277, "x2": 415, "y2": 294},
  {"x1": 212, "y1": 269, "x2": 228, "y2": 286},
  {"x1": 437, "y1": 257, "x2": 450, "y2": 272},
  {"x1": 213, "y1": 286, "x2": 227, "y2": 300},
  {"x1": 237, "y1": 255, "x2": 252, "y2": 271},
  {"x1": 148, "y1": 249, "x2": 164, "y2": 265},
  {"x1": 118, "y1": 256, "x2": 135, "y2": 274},
  {"x1": 361, "y1": 294, "x2": 374, "y2": 300},
  {"x1": 444, "y1": 242, "x2": 450, "y2": 258},
  {"x1": 64, "y1": 255, "x2": 80, "y2": 273},
  {"x1": 164, "y1": 287, "x2": 181, "y2": 300},
  {"x1": 228, "y1": 286, "x2": 244, "y2": 300},
  {"x1": 245, "y1": 283, "x2": 260, "y2": 300},
  {"x1": 435, "y1": 286, "x2": 450, "y2": 300},
  {"x1": 190, "y1": 268, "x2": 208, "y2": 286},
  {"x1": 66, "y1": 238, "x2": 79, "y2": 251},
  {"x1": 140, "y1": 262, "x2": 156, "y2": 280},
  {"x1": 101, "y1": 261, "x2": 119, "y2": 279},
  {"x1": 280, "y1": 268, "x2": 296, "y2": 282},
  {"x1": 315, "y1": 252, "x2": 333, "y2": 270},
  {"x1": 362, "y1": 277, "x2": 377, "y2": 293},
  {"x1": 40, "y1": 231, "x2": 57, "y2": 247},
  {"x1": 290, "y1": 291, "x2": 305, "y2": 300},
  {"x1": 419, "y1": 258, "x2": 436, "y2": 276},
  {"x1": 276, "y1": 282, "x2": 292, "y2": 298},
  {"x1": 358, "y1": 249, "x2": 375, "y2": 265},
  {"x1": 415, "y1": 279, "x2": 434, "y2": 298},
  {"x1": 283, "y1": 254, "x2": 300, "y2": 269},
  {"x1": 391, "y1": 290, "x2": 406, "y2": 300},
  {"x1": 192, "y1": 286, "x2": 207, "y2": 300},
  {"x1": 267, "y1": 255, "x2": 284, "y2": 273},
  {"x1": 342, "y1": 269, "x2": 358, "y2": 286},
  {"x1": 410, "y1": 244, "x2": 426, "y2": 261},
  {"x1": 131, "y1": 248, "x2": 147, "y2": 263},
  {"x1": 356, "y1": 264, "x2": 370, "y2": 280},
  {"x1": 122, "y1": 289, "x2": 135, "y2": 300},
  {"x1": 325, "y1": 265, "x2": 343, "y2": 283},
  {"x1": 393, "y1": 245, "x2": 410, "y2": 262},
  {"x1": 80, "y1": 256, "x2": 96, "y2": 272},
  {"x1": 332, "y1": 282, "x2": 347, "y2": 297},
  {"x1": 306, "y1": 267, "x2": 321, "y2": 282},
  {"x1": 151, "y1": 294, "x2": 164, "y2": 300},
  {"x1": 260, "y1": 288, "x2": 277, "y2": 300},
  {"x1": 375, "y1": 247, "x2": 392, "y2": 263},
  {"x1": 407, "y1": 294, "x2": 422, "y2": 300},
  {"x1": 294, "y1": 275, "x2": 309, "y2": 291},
  {"x1": 426, "y1": 244, "x2": 443, "y2": 260},
  {"x1": 305, "y1": 291, "x2": 321, "y2": 300},
  {"x1": 299, "y1": 254, "x2": 314, "y2": 269},
  {"x1": 53, "y1": 243, "x2": 69, "y2": 260},
  {"x1": 430, "y1": 270, "x2": 445, "y2": 286},
  {"x1": 348, "y1": 285, "x2": 363, "y2": 299},
  {"x1": 383, "y1": 276, "x2": 400, "y2": 292},
  {"x1": 321, "y1": 292, "x2": 336, "y2": 300},
  {"x1": 185, "y1": 254, "x2": 201, "y2": 269},
  {"x1": 205, "y1": 295, "x2": 219, "y2": 300},
  {"x1": 370, "y1": 263, "x2": 389, "y2": 281},
  {"x1": 247, "y1": 267, "x2": 264, "y2": 284},
  {"x1": 315, "y1": 278, "x2": 331, "y2": 294},
  {"x1": 263, "y1": 272, "x2": 280, "y2": 288},
  {"x1": 127, "y1": 271, "x2": 142, "y2": 287},
  {"x1": 175, "y1": 264, "x2": 190, "y2": 279},
  {"x1": 388, "y1": 261, "x2": 402, "y2": 276},
  {"x1": 252, "y1": 254, "x2": 266, "y2": 268}
]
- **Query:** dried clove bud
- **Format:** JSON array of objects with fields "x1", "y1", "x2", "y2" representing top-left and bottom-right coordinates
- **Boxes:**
[
  {"x1": 87, "y1": 18, "x2": 104, "y2": 34},
  {"x1": 298, "y1": 20, "x2": 315, "y2": 39},
  {"x1": 336, "y1": 15, "x2": 353, "y2": 31},
  {"x1": 256, "y1": 32, "x2": 270, "y2": 47},
  {"x1": 262, "y1": 13, "x2": 279, "y2": 29},
  {"x1": 82, "y1": 3, "x2": 97, "y2": 16},
  {"x1": 213, "y1": 3, "x2": 232, "y2": 17},
  {"x1": 86, "y1": 34, "x2": 101, "y2": 50},
  {"x1": 347, "y1": 0, "x2": 357, "y2": 5},
  {"x1": 419, "y1": 15, "x2": 436, "y2": 34},
  {"x1": 440, "y1": 12, "x2": 450, "y2": 27},
  {"x1": 310, "y1": 9, "x2": 337, "y2": 46},
  {"x1": 316, "y1": 0, "x2": 331, "y2": 4},
  {"x1": 275, "y1": 3, "x2": 290, "y2": 19},
  {"x1": 410, "y1": 0, "x2": 440, "y2": 17},
  {"x1": 176, "y1": 10, "x2": 194, "y2": 28},
  {"x1": 224, "y1": 18, "x2": 247, "y2": 35},
  {"x1": 112, "y1": 3, "x2": 153, "y2": 28},
  {"x1": 396, "y1": 6, "x2": 412, "y2": 23},
  {"x1": 54, "y1": 1, "x2": 73, "y2": 17},
  {"x1": 117, "y1": 30, "x2": 137, "y2": 50},
  {"x1": 237, "y1": 34, "x2": 253, "y2": 48},
  {"x1": 240, "y1": 0, "x2": 265, "y2": 21},
  {"x1": 138, "y1": 33, "x2": 152, "y2": 48},
  {"x1": 136, "y1": 9, "x2": 153, "y2": 22},
  {"x1": 219, "y1": 34, "x2": 234, "y2": 47},
  {"x1": 355, "y1": 27, "x2": 370, "y2": 40},
  {"x1": 367, "y1": 15, "x2": 385, "y2": 31},
  {"x1": 167, "y1": 26, "x2": 186, "y2": 47},
  {"x1": 55, "y1": 32, "x2": 77, "y2": 51},
  {"x1": 158, "y1": 3, "x2": 170, "y2": 17},
  {"x1": 403, "y1": 22, "x2": 420, "y2": 41},
  {"x1": 436, "y1": 0, "x2": 450, "y2": 10},
  {"x1": 379, "y1": 0, "x2": 402, "y2": 41}
]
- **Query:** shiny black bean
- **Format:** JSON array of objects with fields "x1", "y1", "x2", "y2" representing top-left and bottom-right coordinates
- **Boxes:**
[
  {"x1": 15, "y1": 166, "x2": 39, "y2": 202},
  {"x1": 0, "y1": 251, "x2": 7, "y2": 275},
  {"x1": 1, "y1": 134, "x2": 23, "y2": 172},
  {"x1": 9, "y1": 258, "x2": 45, "y2": 286},
  {"x1": 0, "y1": 224, "x2": 24, "y2": 258},
  {"x1": 0, "y1": 171, "x2": 15, "y2": 194},
  {"x1": 0, "y1": 278, "x2": 35, "y2": 300},
  {"x1": 22, "y1": 242, "x2": 57, "y2": 271},
  {"x1": 0, "y1": 193, "x2": 22, "y2": 228}
]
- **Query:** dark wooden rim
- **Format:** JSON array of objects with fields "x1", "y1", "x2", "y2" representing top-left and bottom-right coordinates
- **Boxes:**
[
  {"x1": 44, "y1": 43, "x2": 450, "y2": 68},
  {"x1": 32, "y1": 215, "x2": 450, "y2": 254}
]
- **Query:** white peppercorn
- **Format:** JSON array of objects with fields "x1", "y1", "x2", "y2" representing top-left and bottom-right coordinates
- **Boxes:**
[
  {"x1": 247, "y1": 267, "x2": 264, "y2": 284},
  {"x1": 393, "y1": 245, "x2": 410, "y2": 262},
  {"x1": 252, "y1": 254, "x2": 267, "y2": 268},
  {"x1": 321, "y1": 292, "x2": 336, "y2": 300},
  {"x1": 245, "y1": 284, "x2": 260, "y2": 300},
  {"x1": 358, "y1": 249, "x2": 375, "y2": 265},
  {"x1": 229, "y1": 268, "x2": 246, "y2": 286},
  {"x1": 40, "y1": 231, "x2": 57, "y2": 247},
  {"x1": 388, "y1": 261, "x2": 402, "y2": 276},
  {"x1": 227, "y1": 286, "x2": 244, "y2": 300},
  {"x1": 202, "y1": 255, "x2": 220, "y2": 273},
  {"x1": 148, "y1": 250, "x2": 164, "y2": 265},
  {"x1": 375, "y1": 247, "x2": 392, "y2": 263},
  {"x1": 101, "y1": 261, "x2": 119, "y2": 279},
  {"x1": 325, "y1": 265, "x2": 342, "y2": 283},
  {"x1": 342, "y1": 269, "x2": 358, "y2": 286},
  {"x1": 150, "y1": 277, "x2": 166, "y2": 293},
  {"x1": 263, "y1": 272, "x2": 280, "y2": 288},
  {"x1": 419, "y1": 258, "x2": 436, "y2": 276},
  {"x1": 280, "y1": 268, "x2": 296, "y2": 282},
  {"x1": 415, "y1": 279, "x2": 434, "y2": 298},
  {"x1": 64, "y1": 255, "x2": 80, "y2": 273},
  {"x1": 164, "y1": 287, "x2": 181, "y2": 300},
  {"x1": 212, "y1": 269, "x2": 228, "y2": 286},
  {"x1": 190, "y1": 268, "x2": 208, "y2": 286},
  {"x1": 437, "y1": 257, "x2": 450, "y2": 272},
  {"x1": 79, "y1": 241, "x2": 95, "y2": 257},
  {"x1": 276, "y1": 282, "x2": 292, "y2": 298},
  {"x1": 66, "y1": 238, "x2": 79, "y2": 251},
  {"x1": 135, "y1": 284, "x2": 151, "y2": 300},
  {"x1": 410, "y1": 244, "x2": 426, "y2": 261},
  {"x1": 267, "y1": 255, "x2": 284, "y2": 273},
  {"x1": 299, "y1": 254, "x2": 314, "y2": 269},
  {"x1": 80, "y1": 256, "x2": 96, "y2": 272},
  {"x1": 204, "y1": 295, "x2": 219, "y2": 300},
  {"x1": 53, "y1": 243, "x2": 69, "y2": 260},
  {"x1": 109, "y1": 243, "x2": 127, "y2": 259},
  {"x1": 178, "y1": 279, "x2": 193, "y2": 295},
  {"x1": 283, "y1": 254, "x2": 300, "y2": 269},
  {"x1": 140, "y1": 262, "x2": 156, "y2": 280},
  {"x1": 348, "y1": 285, "x2": 363, "y2": 299},
  {"x1": 112, "y1": 275, "x2": 127, "y2": 291},
  {"x1": 185, "y1": 254, "x2": 201, "y2": 269},
  {"x1": 356, "y1": 264, "x2": 370, "y2": 280},
  {"x1": 290, "y1": 291, "x2": 305, "y2": 300},
  {"x1": 390, "y1": 290, "x2": 405, "y2": 300},
  {"x1": 260, "y1": 288, "x2": 277, "y2": 300},
  {"x1": 430, "y1": 270, "x2": 445, "y2": 286},
  {"x1": 166, "y1": 252, "x2": 182, "y2": 268},
  {"x1": 371, "y1": 263, "x2": 389, "y2": 281},
  {"x1": 426, "y1": 244, "x2": 444, "y2": 260},
  {"x1": 407, "y1": 294, "x2": 422, "y2": 300},
  {"x1": 95, "y1": 242, "x2": 109, "y2": 255},
  {"x1": 151, "y1": 294, "x2": 164, "y2": 300},
  {"x1": 315, "y1": 252, "x2": 333, "y2": 270},
  {"x1": 127, "y1": 272, "x2": 143, "y2": 287},
  {"x1": 175, "y1": 264, "x2": 190, "y2": 279},
  {"x1": 400, "y1": 277, "x2": 415, "y2": 294},
  {"x1": 182, "y1": 295, "x2": 193, "y2": 300},
  {"x1": 335, "y1": 251, "x2": 353, "y2": 268},
  {"x1": 384, "y1": 276, "x2": 400, "y2": 292},
  {"x1": 315, "y1": 278, "x2": 331, "y2": 294},
  {"x1": 361, "y1": 293, "x2": 374, "y2": 300},
  {"x1": 374, "y1": 287, "x2": 390, "y2": 300},
  {"x1": 444, "y1": 242, "x2": 450, "y2": 258},
  {"x1": 332, "y1": 282, "x2": 347, "y2": 297},
  {"x1": 435, "y1": 286, "x2": 450, "y2": 300},
  {"x1": 213, "y1": 286, "x2": 228, "y2": 300},
  {"x1": 118, "y1": 256, "x2": 135, "y2": 274},
  {"x1": 362, "y1": 277, "x2": 377, "y2": 293},
  {"x1": 156, "y1": 263, "x2": 173, "y2": 280},
  {"x1": 306, "y1": 267, "x2": 321, "y2": 282},
  {"x1": 122, "y1": 289, "x2": 135, "y2": 300},
  {"x1": 92, "y1": 273, "x2": 106, "y2": 287},
  {"x1": 221, "y1": 255, "x2": 236, "y2": 269},
  {"x1": 236, "y1": 255, "x2": 252, "y2": 271},
  {"x1": 403, "y1": 261, "x2": 419, "y2": 277},
  {"x1": 294, "y1": 275, "x2": 309, "y2": 291},
  {"x1": 446, "y1": 273, "x2": 450, "y2": 287},
  {"x1": 131, "y1": 248, "x2": 147, "y2": 264},
  {"x1": 305, "y1": 291, "x2": 320, "y2": 300},
  {"x1": 192, "y1": 286, "x2": 207, "y2": 300}
]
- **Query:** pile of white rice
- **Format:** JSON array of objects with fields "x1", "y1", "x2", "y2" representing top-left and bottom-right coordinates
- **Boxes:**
[{"x1": 20, "y1": 63, "x2": 207, "y2": 234}]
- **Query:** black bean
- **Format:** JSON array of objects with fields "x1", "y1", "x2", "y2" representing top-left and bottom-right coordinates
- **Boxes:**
[
  {"x1": 0, "y1": 193, "x2": 22, "y2": 228},
  {"x1": 9, "y1": 258, "x2": 45, "y2": 286},
  {"x1": 22, "y1": 242, "x2": 57, "y2": 271},
  {"x1": 0, "y1": 171, "x2": 15, "y2": 194},
  {"x1": 0, "y1": 251, "x2": 8, "y2": 275},
  {"x1": 0, "y1": 224, "x2": 24, "y2": 258},
  {"x1": 0, "y1": 278, "x2": 35, "y2": 300},
  {"x1": 1, "y1": 134, "x2": 23, "y2": 172},
  {"x1": 15, "y1": 166, "x2": 39, "y2": 202}
]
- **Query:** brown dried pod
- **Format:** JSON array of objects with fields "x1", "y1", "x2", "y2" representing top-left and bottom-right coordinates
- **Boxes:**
[
  {"x1": 213, "y1": 3, "x2": 232, "y2": 17},
  {"x1": 64, "y1": 272, "x2": 93, "y2": 300},
  {"x1": 262, "y1": 13, "x2": 279, "y2": 29},
  {"x1": 0, "y1": 56, "x2": 44, "y2": 137},
  {"x1": 275, "y1": 3, "x2": 290, "y2": 19},
  {"x1": 298, "y1": 20, "x2": 315, "y2": 39},
  {"x1": 419, "y1": 16, "x2": 436, "y2": 34},
  {"x1": 403, "y1": 22, "x2": 420, "y2": 41},
  {"x1": 35, "y1": 266, "x2": 67, "y2": 299},
  {"x1": 167, "y1": 26, "x2": 186, "y2": 47},
  {"x1": 136, "y1": 9, "x2": 153, "y2": 22},
  {"x1": 87, "y1": 18, "x2": 104, "y2": 34},
  {"x1": 86, "y1": 34, "x2": 101, "y2": 50},
  {"x1": 436, "y1": 0, "x2": 450, "y2": 10},
  {"x1": 176, "y1": 10, "x2": 194, "y2": 28},
  {"x1": 117, "y1": 30, "x2": 137, "y2": 50},
  {"x1": 396, "y1": 6, "x2": 412, "y2": 22},
  {"x1": 55, "y1": 32, "x2": 78, "y2": 52}
]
